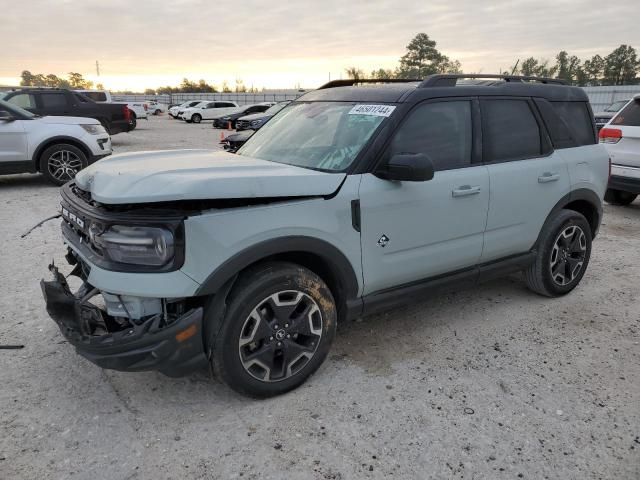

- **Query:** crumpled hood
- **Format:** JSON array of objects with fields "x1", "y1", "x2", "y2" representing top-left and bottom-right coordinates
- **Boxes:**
[
  {"x1": 74, "y1": 149, "x2": 345, "y2": 205},
  {"x1": 40, "y1": 116, "x2": 100, "y2": 125}
]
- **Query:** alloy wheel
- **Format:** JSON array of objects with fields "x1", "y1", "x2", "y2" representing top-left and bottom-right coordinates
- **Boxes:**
[
  {"x1": 238, "y1": 290, "x2": 323, "y2": 382},
  {"x1": 550, "y1": 225, "x2": 587, "y2": 286},
  {"x1": 47, "y1": 150, "x2": 83, "y2": 182}
]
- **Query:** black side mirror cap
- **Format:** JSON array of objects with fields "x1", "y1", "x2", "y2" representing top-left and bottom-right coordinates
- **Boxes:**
[{"x1": 376, "y1": 153, "x2": 435, "y2": 182}]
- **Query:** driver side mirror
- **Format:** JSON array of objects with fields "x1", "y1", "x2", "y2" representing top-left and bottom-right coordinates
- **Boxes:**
[
  {"x1": 375, "y1": 153, "x2": 435, "y2": 182},
  {"x1": 0, "y1": 110, "x2": 15, "y2": 122}
]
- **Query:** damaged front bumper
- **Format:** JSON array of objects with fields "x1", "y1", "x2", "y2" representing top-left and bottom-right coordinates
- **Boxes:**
[{"x1": 40, "y1": 264, "x2": 207, "y2": 377}]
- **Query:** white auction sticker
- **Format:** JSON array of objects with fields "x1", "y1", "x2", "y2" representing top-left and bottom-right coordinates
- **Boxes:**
[{"x1": 348, "y1": 104, "x2": 396, "y2": 117}]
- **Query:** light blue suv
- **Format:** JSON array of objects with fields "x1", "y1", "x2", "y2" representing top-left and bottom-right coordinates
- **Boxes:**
[{"x1": 42, "y1": 74, "x2": 609, "y2": 397}]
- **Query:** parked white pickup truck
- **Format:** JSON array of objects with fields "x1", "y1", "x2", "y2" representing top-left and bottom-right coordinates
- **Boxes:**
[{"x1": 75, "y1": 90, "x2": 148, "y2": 130}]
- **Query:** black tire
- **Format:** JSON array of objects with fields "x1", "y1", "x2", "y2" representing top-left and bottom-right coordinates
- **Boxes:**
[
  {"x1": 39, "y1": 143, "x2": 88, "y2": 186},
  {"x1": 154, "y1": 109, "x2": 161, "y2": 115},
  {"x1": 191, "y1": 113, "x2": 202, "y2": 124},
  {"x1": 525, "y1": 209, "x2": 592, "y2": 297},
  {"x1": 604, "y1": 188, "x2": 637, "y2": 206},
  {"x1": 207, "y1": 262, "x2": 337, "y2": 398},
  {"x1": 128, "y1": 112, "x2": 137, "y2": 130}
]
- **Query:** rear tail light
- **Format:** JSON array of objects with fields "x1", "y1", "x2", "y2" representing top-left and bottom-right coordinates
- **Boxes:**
[
  {"x1": 599, "y1": 127, "x2": 622, "y2": 144},
  {"x1": 143, "y1": 103, "x2": 148, "y2": 111},
  {"x1": 123, "y1": 105, "x2": 131, "y2": 121}
]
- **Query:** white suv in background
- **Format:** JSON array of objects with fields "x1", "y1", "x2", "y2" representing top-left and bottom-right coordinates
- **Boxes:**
[
  {"x1": 179, "y1": 101, "x2": 239, "y2": 123},
  {"x1": 600, "y1": 95, "x2": 640, "y2": 205},
  {"x1": 0, "y1": 99, "x2": 112, "y2": 185},
  {"x1": 168, "y1": 101, "x2": 201, "y2": 118}
]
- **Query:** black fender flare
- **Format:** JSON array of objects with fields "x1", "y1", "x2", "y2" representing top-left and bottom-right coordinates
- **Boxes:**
[
  {"x1": 32, "y1": 135, "x2": 93, "y2": 170},
  {"x1": 194, "y1": 236, "x2": 361, "y2": 302},
  {"x1": 532, "y1": 188, "x2": 603, "y2": 249}
]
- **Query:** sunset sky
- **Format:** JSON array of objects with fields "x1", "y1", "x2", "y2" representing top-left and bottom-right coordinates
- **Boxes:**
[{"x1": 1, "y1": 0, "x2": 637, "y2": 91}]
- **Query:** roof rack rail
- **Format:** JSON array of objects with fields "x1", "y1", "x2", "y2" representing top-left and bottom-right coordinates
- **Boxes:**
[
  {"x1": 419, "y1": 74, "x2": 568, "y2": 88},
  {"x1": 317, "y1": 78, "x2": 421, "y2": 90}
]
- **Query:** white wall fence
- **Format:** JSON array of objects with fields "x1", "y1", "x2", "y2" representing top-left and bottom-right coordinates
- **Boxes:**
[
  {"x1": 112, "y1": 90, "x2": 306, "y2": 106},
  {"x1": 582, "y1": 86, "x2": 640, "y2": 112},
  {"x1": 112, "y1": 85, "x2": 640, "y2": 111}
]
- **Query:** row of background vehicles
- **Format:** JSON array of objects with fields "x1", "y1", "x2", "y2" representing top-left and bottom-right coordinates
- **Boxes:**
[
  {"x1": 0, "y1": 87, "x2": 166, "y2": 185},
  {"x1": 0, "y1": 84, "x2": 638, "y2": 203}
]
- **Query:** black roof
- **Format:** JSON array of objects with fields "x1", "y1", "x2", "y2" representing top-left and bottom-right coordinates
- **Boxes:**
[{"x1": 299, "y1": 74, "x2": 589, "y2": 104}]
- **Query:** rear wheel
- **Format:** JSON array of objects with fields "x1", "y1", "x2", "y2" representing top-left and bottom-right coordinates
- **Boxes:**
[
  {"x1": 604, "y1": 188, "x2": 637, "y2": 206},
  {"x1": 207, "y1": 262, "x2": 337, "y2": 397},
  {"x1": 191, "y1": 113, "x2": 202, "y2": 124},
  {"x1": 128, "y1": 112, "x2": 137, "y2": 130},
  {"x1": 525, "y1": 209, "x2": 592, "y2": 297},
  {"x1": 39, "y1": 143, "x2": 88, "y2": 186}
]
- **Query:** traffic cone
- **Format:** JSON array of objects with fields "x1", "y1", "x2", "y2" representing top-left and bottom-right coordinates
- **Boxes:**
[
  {"x1": 227, "y1": 121, "x2": 232, "y2": 131},
  {"x1": 219, "y1": 130, "x2": 225, "y2": 142}
]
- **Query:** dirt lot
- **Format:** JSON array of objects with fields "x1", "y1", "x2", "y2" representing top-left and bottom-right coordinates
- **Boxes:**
[{"x1": 0, "y1": 115, "x2": 638, "y2": 479}]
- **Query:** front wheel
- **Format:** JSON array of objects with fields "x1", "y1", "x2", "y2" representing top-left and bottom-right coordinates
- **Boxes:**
[
  {"x1": 39, "y1": 143, "x2": 88, "y2": 186},
  {"x1": 604, "y1": 188, "x2": 637, "y2": 206},
  {"x1": 525, "y1": 209, "x2": 592, "y2": 297},
  {"x1": 191, "y1": 113, "x2": 202, "y2": 123},
  {"x1": 207, "y1": 262, "x2": 337, "y2": 397}
]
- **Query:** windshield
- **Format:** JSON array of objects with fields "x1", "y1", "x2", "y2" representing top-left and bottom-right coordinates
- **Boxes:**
[
  {"x1": 605, "y1": 100, "x2": 629, "y2": 112},
  {"x1": 238, "y1": 101, "x2": 390, "y2": 172},
  {"x1": 0, "y1": 99, "x2": 36, "y2": 118}
]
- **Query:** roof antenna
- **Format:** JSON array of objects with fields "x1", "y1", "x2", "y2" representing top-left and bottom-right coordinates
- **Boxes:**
[{"x1": 510, "y1": 59, "x2": 520, "y2": 75}]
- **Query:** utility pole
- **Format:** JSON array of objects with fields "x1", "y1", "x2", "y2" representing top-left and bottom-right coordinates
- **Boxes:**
[{"x1": 96, "y1": 60, "x2": 100, "y2": 77}]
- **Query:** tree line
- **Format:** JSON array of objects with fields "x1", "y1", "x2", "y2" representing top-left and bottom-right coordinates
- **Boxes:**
[
  {"x1": 347, "y1": 33, "x2": 639, "y2": 86},
  {"x1": 19, "y1": 71, "x2": 103, "y2": 90}
]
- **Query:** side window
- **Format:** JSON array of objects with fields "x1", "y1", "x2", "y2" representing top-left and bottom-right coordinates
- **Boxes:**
[
  {"x1": 551, "y1": 101, "x2": 596, "y2": 146},
  {"x1": 7, "y1": 93, "x2": 36, "y2": 109},
  {"x1": 612, "y1": 99, "x2": 640, "y2": 127},
  {"x1": 388, "y1": 101, "x2": 472, "y2": 171},
  {"x1": 82, "y1": 91, "x2": 107, "y2": 102},
  {"x1": 534, "y1": 98, "x2": 576, "y2": 149},
  {"x1": 40, "y1": 93, "x2": 67, "y2": 108},
  {"x1": 217, "y1": 102, "x2": 235, "y2": 108},
  {"x1": 482, "y1": 99, "x2": 541, "y2": 162}
]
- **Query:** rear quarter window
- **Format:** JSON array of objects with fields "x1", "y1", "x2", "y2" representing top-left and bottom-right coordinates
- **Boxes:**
[
  {"x1": 612, "y1": 100, "x2": 640, "y2": 127},
  {"x1": 551, "y1": 101, "x2": 596, "y2": 146}
]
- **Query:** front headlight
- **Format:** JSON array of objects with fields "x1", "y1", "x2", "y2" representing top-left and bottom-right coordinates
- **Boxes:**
[
  {"x1": 93, "y1": 225, "x2": 175, "y2": 266},
  {"x1": 250, "y1": 119, "x2": 263, "y2": 127},
  {"x1": 81, "y1": 124, "x2": 107, "y2": 135}
]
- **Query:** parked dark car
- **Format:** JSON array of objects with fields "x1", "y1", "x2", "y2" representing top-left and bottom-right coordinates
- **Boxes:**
[
  {"x1": 220, "y1": 129, "x2": 254, "y2": 152},
  {"x1": 235, "y1": 101, "x2": 290, "y2": 131},
  {"x1": 594, "y1": 99, "x2": 630, "y2": 131},
  {"x1": 212, "y1": 103, "x2": 274, "y2": 129},
  {"x1": 3, "y1": 88, "x2": 132, "y2": 135}
]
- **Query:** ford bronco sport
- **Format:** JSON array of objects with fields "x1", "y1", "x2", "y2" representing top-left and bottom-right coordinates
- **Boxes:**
[{"x1": 41, "y1": 74, "x2": 609, "y2": 398}]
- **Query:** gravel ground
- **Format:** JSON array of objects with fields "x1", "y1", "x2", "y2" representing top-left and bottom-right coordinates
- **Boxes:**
[{"x1": 0, "y1": 115, "x2": 638, "y2": 479}]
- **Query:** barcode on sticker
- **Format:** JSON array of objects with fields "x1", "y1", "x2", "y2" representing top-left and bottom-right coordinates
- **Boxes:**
[{"x1": 348, "y1": 104, "x2": 396, "y2": 117}]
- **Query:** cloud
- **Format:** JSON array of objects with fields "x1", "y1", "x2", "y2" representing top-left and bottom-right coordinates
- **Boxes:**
[{"x1": 1, "y1": 0, "x2": 637, "y2": 88}]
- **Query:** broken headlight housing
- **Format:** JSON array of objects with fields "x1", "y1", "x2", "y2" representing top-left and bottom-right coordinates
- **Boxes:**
[{"x1": 93, "y1": 225, "x2": 175, "y2": 267}]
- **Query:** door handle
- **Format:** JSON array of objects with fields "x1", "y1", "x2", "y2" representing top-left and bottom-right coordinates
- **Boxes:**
[
  {"x1": 538, "y1": 172, "x2": 560, "y2": 183},
  {"x1": 452, "y1": 185, "x2": 481, "y2": 197}
]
